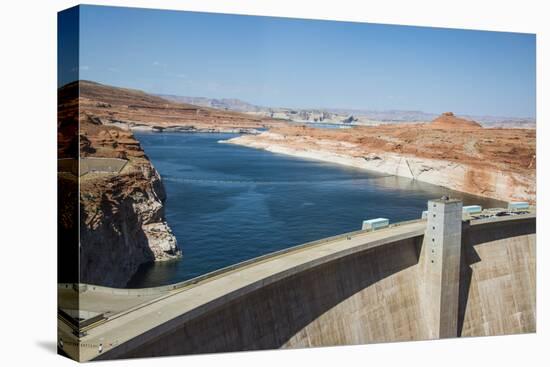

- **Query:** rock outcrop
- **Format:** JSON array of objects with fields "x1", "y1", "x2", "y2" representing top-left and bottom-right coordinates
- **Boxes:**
[
  {"x1": 430, "y1": 112, "x2": 482, "y2": 129},
  {"x1": 79, "y1": 152, "x2": 181, "y2": 287},
  {"x1": 77, "y1": 114, "x2": 181, "y2": 287}
]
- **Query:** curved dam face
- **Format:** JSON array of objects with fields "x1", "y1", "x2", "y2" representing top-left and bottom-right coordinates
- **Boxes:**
[
  {"x1": 129, "y1": 237, "x2": 425, "y2": 357},
  {"x1": 459, "y1": 218, "x2": 535, "y2": 336},
  {"x1": 88, "y1": 211, "x2": 535, "y2": 361}
]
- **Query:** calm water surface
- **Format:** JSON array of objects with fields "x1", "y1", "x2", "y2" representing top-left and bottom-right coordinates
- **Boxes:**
[{"x1": 128, "y1": 132, "x2": 504, "y2": 287}]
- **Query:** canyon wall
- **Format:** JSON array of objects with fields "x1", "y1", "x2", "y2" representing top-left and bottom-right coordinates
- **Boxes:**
[
  {"x1": 79, "y1": 153, "x2": 180, "y2": 287},
  {"x1": 59, "y1": 81, "x2": 181, "y2": 288}
]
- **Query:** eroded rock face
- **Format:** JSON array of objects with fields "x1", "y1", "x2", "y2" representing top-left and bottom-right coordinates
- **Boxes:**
[
  {"x1": 79, "y1": 152, "x2": 181, "y2": 287},
  {"x1": 74, "y1": 104, "x2": 181, "y2": 287}
]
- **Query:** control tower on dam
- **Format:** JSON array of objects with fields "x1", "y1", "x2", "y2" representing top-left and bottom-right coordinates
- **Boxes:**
[{"x1": 58, "y1": 199, "x2": 536, "y2": 362}]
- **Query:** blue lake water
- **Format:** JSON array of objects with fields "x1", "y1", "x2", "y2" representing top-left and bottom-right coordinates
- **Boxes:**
[{"x1": 127, "y1": 132, "x2": 504, "y2": 288}]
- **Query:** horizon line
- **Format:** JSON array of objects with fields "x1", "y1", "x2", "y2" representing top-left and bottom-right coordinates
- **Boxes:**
[{"x1": 60, "y1": 79, "x2": 537, "y2": 120}]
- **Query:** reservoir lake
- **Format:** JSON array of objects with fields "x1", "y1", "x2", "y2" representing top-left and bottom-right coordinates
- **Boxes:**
[{"x1": 128, "y1": 132, "x2": 504, "y2": 287}]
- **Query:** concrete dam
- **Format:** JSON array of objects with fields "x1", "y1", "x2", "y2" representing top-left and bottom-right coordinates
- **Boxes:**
[{"x1": 58, "y1": 199, "x2": 536, "y2": 362}]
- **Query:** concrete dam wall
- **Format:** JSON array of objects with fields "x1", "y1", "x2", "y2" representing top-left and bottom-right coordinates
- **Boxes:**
[
  {"x1": 90, "y1": 208, "x2": 535, "y2": 360},
  {"x1": 125, "y1": 237, "x2": 425, "y2": 357},
  {"x1": 459, "y1": 217, "x2": 535, "y2": 336}
]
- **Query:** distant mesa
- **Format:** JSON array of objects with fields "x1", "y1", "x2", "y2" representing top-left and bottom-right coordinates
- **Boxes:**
[{"x1": 430, "y1": 112, "x2": 482, "y2": 129}]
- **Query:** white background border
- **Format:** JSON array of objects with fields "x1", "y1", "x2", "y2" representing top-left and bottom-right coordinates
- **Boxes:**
[{"x1": 0, "y1": 0, "x2": 547, "y2": 365}]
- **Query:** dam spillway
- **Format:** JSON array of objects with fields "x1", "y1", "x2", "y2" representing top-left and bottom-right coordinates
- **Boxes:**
[{"x1": 58, "y1": 201, "x2": 535, "y2": 361}]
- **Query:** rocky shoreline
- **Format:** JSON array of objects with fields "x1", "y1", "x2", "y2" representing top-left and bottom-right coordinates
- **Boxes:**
[{"x1": 223, "y1": 131, "x2": 535, "y2": 203}]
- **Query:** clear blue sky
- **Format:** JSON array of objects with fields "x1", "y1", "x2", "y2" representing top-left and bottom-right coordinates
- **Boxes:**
[{"x1": 64, "y1": 5, "x2": 536, "y2": 117}]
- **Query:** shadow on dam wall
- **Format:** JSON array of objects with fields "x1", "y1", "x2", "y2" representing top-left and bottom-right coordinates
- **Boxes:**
[
  {"x1": 107, "y1": 237, "x2": 426, "y2": 359},
  {"x1": 98, "y1": 215, "x2": 536, "y2": 360}
]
